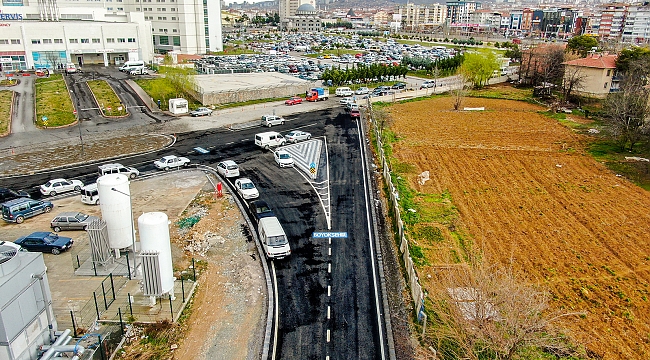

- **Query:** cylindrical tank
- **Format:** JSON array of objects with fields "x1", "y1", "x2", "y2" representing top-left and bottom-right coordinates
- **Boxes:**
[
  {"x1": 97, "y1": 174, "x2": 134, "y2": 249},
  {"x1": 138, "y1": 212, "x2": 174, "y2": 294}
]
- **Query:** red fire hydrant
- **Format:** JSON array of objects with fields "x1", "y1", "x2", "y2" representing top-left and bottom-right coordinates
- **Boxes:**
[{"x1": 216, "y1": 182, "x2": 223, "y2": 198}]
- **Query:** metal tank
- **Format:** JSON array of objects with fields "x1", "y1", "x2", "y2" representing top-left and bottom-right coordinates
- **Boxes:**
[
  {"x1": 97, "y1": 174, "x2": 134, "y2": 250},
  {"x1": 138, "y1": 212, "x2": 174, "y2": 294}
]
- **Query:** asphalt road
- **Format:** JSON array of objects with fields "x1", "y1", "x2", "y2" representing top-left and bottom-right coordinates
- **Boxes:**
[
  {"x1": 8, "y1": 76, "x2": 36, "y2": 133},
  {"x1": 0, "y1": 107, "x2": 390, "y2": 359}
]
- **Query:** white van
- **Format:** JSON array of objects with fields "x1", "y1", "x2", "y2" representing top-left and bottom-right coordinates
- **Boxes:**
[
  {"x1": 80, "y1": 183, "x2": 99, "y2": 205},
  {"x1": 335, "y1": 87, "x2": 353, "y2": 97},
  {"x1": 258, "y1": 216, "x2": 291, "y2": 259},
  {"x1": 255, "y1": 131, "x2": 286, "y2": 150},
  {"x1": 119, "y1": 60, "x2": 145, "y2": 72}
]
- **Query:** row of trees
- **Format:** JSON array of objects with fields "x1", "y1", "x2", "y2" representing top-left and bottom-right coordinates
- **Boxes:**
[
  {"x1": 320, "y1": 64, "x2": 408, "y2": 86},
  {"x1": 402, "y1": 54, "x2": 464, "y2": 76},
  {"x1": 250, "y1": 13, "x2": 280, "y2": 26}
]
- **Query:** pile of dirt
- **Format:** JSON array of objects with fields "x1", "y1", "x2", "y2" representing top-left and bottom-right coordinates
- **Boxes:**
[{"x1": 387, "y1": 96, "x2": 650, "y2": 359}]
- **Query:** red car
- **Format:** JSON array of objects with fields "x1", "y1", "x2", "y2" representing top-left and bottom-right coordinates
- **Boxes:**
[{"x1": 285, "y1": 97, "x2": 303, "y2": 105}]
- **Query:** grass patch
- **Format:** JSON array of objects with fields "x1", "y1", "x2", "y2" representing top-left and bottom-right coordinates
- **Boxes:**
[
  {"x1": 134, "y1": 78, "x2": 202, "y2": 111},
  {"x1": 86, "y1": 80, "x2": 128, "y2": 117},
  {"x1": 0, "y1": 90, "x2": 12, "y2": 134},
  {"x1": 0, "y1": 79, "x2": 17, "y2": 86},
  {"x1": 468, "y1": 85, "x2": 533, "y2": 101},
  {"x1": 587, "y1": 139, "x2": 650, "y2": 190},
  {"x1": 35, "y1": 74, "x2": 76, "y2": 127}
]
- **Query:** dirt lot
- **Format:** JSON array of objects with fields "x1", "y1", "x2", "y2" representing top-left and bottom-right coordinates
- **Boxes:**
[
  {"x1": 0, "y1": 171, "x2": 266, "y2": 359},
  {"x1": 387, "y1": 96, "x2": 650, "y2": 359}
]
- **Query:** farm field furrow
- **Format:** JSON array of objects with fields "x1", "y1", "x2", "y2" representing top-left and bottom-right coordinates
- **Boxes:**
[{"x1": 388, "y1": 96, "x2": 650, "y2": 359}]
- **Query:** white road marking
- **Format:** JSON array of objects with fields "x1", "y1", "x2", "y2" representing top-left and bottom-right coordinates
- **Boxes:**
[
  {"x1": 328, "y1": 263, "x2": 331, "y2": 273},
  {"x1": 327, "y1": 329, "x2": 330, "y2": 342},
  {"x1": 328, "y1": 285, "x2": 331, "y2": 297},
  {"x1": 225, "y1": 141, "x2": 234, "y2": 145},
  {"x1": 327, "y1": 306, "x2": 331, "y2": 319},
  {"x1": 328, "y1": 247, "x2": 331, "y2": 256}
]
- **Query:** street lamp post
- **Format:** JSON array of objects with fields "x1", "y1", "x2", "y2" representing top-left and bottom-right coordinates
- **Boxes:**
[{"x1": 71, "y1": 90, "x2": 84, "y2": 156}]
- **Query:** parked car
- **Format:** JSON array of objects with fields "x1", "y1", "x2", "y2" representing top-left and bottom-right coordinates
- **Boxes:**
[
  {"x1": 98, "y1": 163, "x2": 139, "y2": 179},
  {"x1": 274, "y1": 150, "x2": 295, "y2": 168},
  {"x1": 154, "y1": 155, "x2": 191, "y2": 170},
  {"x1": 391, "y1": 82, "x2": 407, "y2": 90},
  {"x1": 261, "y1": 115, "x2": 285, "y2": 127},
  {"x1": 40, "y1": 178, "x2": 84, "y2": 196},
  {"x1": 0, "y1": 188, "x2": 30, "y2": 203},
  {"x1": 50, "y1": 212, "x2": 99, "y2": 232},
  {"x1": 248, "y1": 200, "x2": 275, "y2": 222},
  {"x1": 190, "y1": 107, "x2": 213, "y2": 117},
  {"x1": 1, "y1": 198, "x2": 53, "y2": 224},
  {"x1": 216, "y1": 160, "x2": 240, "y2": 178},
  {"x1": 14, "y1": 232, "x2": 73, "y2": 255},
  {"x1": 420, "y1": 80, "x2": 436, "y2": 89},
  {"x1": 285, "y1": 130, "x2": 311, "y2": 143},
  {"x1": 234, "y1": 178, "x2": 260, "y2": 200},
  {"x1": 255, "y1": 131, "x2": 286, "y2": 150},
  {"x1": 350, "y1": 109, "x2": 361, "y2": 119},
  {"x1": 285, "y1": 97, "x2": 303, "y2": 105},
  {"x1": 65, "y1": 63, "x2": 77, "y2": 74},
  {"x1": 339, "y1": 97, "x2": 354, "y2": 105},
  {"x1": 355, "y1": 87, "x2": 370, "y2": 95}
]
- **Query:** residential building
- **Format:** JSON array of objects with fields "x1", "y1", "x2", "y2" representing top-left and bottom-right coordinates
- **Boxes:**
[
  {"x1": 279, "y1": 0, "x2": 314, "y2": 20},
  {"x1": 622, "y1": 4, "x2": 650, "y2": 44},
  {"x1": 562, "y1": 53, "x2": 618, "y2": 98},
  {"x1": 445, "y1": 0, "x2": 479, "y2": 25},
  {"x1": 398, "y1": 3, "x2": 446, "y2": 30}
]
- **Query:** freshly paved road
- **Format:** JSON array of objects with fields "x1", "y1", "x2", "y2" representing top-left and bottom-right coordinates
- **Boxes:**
[{"x1": 6, "y1": 76, "x2": 36, "y2": 133}]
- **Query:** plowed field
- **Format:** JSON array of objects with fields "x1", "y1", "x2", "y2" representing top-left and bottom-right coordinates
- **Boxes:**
[{"x1": 388, "y1": 96, "x2": 650, "y2": 359}]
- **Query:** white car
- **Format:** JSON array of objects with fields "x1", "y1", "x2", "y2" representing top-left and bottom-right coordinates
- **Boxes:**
[
  {"x1": 154, "y1": 155, "x2": 191, "y2": 170},
  {"x1": 274, "y1": 150, "x2": 295, "y2": 168},
  {"x1": 217, "y1": 160, "x2": 240, "y2": 178},
  {"x1": 355, "y1": 87, "x2": 370, "y2": 95},
  {"x1": 234, "y1": 178, "x2": 259, "y2": 200},
  {"x1": 40, "y1": 178, "x2": 84, "y2": 196},
  {"x1": 340, "y1": 97, "x2": 354, "y2": 105},
  {"x1": 285, "y1": 130, "x2": 311, "y2": 143}
]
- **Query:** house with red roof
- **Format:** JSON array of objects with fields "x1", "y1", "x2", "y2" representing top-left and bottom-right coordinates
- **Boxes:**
[{"x1": 562, "y1": 53, "x2": 618, "y2": 98}]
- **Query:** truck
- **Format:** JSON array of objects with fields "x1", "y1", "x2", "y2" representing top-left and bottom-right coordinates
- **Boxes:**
[{"x1": 306, "y1": 87, "x2": 329, "y2": 102}]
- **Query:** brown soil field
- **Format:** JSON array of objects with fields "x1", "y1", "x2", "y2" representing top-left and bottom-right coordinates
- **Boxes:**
[{"x1": 387, "y1": 96, "x2": 650, "y2": 359}]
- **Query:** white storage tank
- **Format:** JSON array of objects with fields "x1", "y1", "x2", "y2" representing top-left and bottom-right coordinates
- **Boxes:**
[
  {"x1": 97, "y1": 174, "x2": 134, "y2": 250},
  {"x1": 138, "y1": 212, "x2": 174, "y2": 294}
]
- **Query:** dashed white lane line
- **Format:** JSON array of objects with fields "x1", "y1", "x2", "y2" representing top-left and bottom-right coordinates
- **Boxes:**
[
  {"x1": 327, "y1": 306, "x2": 331, "y2": 319},
  {"x1": 328, "y1": 247, "x2": 331, "y2": 256},
  {"x1": 327, "y1": 329, "x2": 330, "y2": 342},
  {"x1": 328, "y1": 263, "x2": 331, "y2": 273},
  {"x1": 328, "y1": 285, "x2": 331, "y2": 297}
]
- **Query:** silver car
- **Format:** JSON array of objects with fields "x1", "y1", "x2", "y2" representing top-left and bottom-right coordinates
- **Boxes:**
[
  {"x1": 190, "y1": 107, "x2": 213, "y2": 117},
  {"x1": 50, "y1": 212, "x2": 99, "y2": 232},
  {"x1": 285, "y1": 130, "x2": 311, "y2": 143}
]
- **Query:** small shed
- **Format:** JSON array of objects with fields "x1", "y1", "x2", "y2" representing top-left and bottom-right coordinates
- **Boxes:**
[{"x1": 169, "y1": 98, "x2": 188, "y2": 115}]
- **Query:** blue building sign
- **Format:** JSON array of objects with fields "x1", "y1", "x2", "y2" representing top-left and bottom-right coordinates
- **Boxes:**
[{"x1": 0, "y1": 13, "x2": 23, "y2": 18}]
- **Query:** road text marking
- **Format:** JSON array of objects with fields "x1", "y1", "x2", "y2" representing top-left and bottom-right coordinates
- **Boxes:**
[{"x1": 313, "y1": 232, "x2": 347, "y2": 238}]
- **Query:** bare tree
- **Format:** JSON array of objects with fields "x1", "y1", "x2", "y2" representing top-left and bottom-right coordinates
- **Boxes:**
[
  {"x1": 520, "y1": 44, "x2": 565, "y2": 87},
  {"x1": 43, "y1": 51, "x2": 63, "y2": 72},
  {"x1": 560, "y1": 66, "x2": 587, "y2": 104},
  {"x1": 603, "y1": 58, "x2": 650, "y2": 151},
  {"x1": 451, "y1": 74, "x2": 471, "y2": 111}
]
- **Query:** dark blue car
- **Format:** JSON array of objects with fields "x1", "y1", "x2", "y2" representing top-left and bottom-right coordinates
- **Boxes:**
[
  {"x1": 248, "y1": 200, "x2": 275, "y2": 223},
  {"x1": 14, "y1": 232, "x2": 74, "y2": 255}
]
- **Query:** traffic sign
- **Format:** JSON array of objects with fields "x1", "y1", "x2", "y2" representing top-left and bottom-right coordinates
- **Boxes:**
[
  {"x1": 313, "y1": 232, "x2": 348, "y2": 238},
  {"x1": 73, "y1": 109, "x2": 77, "y2": 115},
  {"x1": 310, "y1": 168, "x2": 316, "y2": 174},
  {"x1": 310, "y1": 162, "x2": 316, "y2": 168}
]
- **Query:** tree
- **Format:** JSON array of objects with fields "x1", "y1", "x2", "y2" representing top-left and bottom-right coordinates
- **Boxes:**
[
  {"x1": 603, "y1": 58, "x2": 650, "y2": 151},
  {"x1": 460, "y1": 52, "x2": 500, "y2": 88},
  {"x1": 450, "y1": 74, "x2": 471, "y2": 111},
  {"x1": 566, "y1": 35, "x2": 598, "y2": 58},
  {"x1": 519, "y1": 44, "x2": 565, "y2": 87},
  {"x1": 159, "y1": 66, "x2": 196, "y2": 98},
  {"x1": 560, "y1": 66, "x2": 587, "y2": 104},
  {"x1": 615, "y1": 46, "x2": 650, "y2": 74}
]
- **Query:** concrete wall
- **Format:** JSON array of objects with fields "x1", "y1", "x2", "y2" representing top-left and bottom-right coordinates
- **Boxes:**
[{"x1": 199, "y1": 82, "x2": 319, "y2": 105}]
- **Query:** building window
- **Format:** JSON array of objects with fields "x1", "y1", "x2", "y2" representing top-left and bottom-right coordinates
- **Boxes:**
[
  {"x1": 117, "y1": 7, "x2": 123, "y2": 10},
  {"x1": 118, "y1": 38, "x2": 126, "y2": 43},
  {"x1": 11, "y1": 39, "x2": 20, "y2": 44},
  {"x1": 171, "y1": 16, "x2": 176, "y2": 20},
  {"x1": 173, "y1": 36, "x2": 180, "y2": 46},
  {"x1": 43, "y1": 39, "x2": 52, "y2": 44},
  {"x1": 106, "y1": 38, "x2": 115, "y2": 43},
  {"x1": 172, "y1": 29, "x2": 177, "y2": 32},
  {"x1": 92, "y1": 38, "x2": 101, "y2": 43},
  {"x1": 604, "y1": 82, "x2": 608, "y2": 88},
  {"x1": 0, "y1": 39, "x2": 9, "y2": 45},
  {"x1": 107, "y1": 7, "x2": 112, "y2": 9},
  {"x1": 159, "y1": 36, "x2": 169, "y2": 45},
  {"x1": 81, "y1": 38, "x2": 90, "y2": 43},
  {"x1": 607, "y1": 69, "x2": 612, "y2": 76},
  {"x1": 170, "y1": 7, "x2": 175, "y2": 10},
  {"x1": 136, "y1": 7, "x2": 140, "y2": 10},
  {"x1": 69, "y1": 39, "x2": 78, "y2": 43},
  {"x1": 156, "y1": 7, "x2": 161, "y2": 10},
  {"x1": 31, "y1": 39, "x2": 41, "y2": 44},
  {"x1": 161, "y1": 7, "x2": 165, "y2": 11},
  {"x1": 128, "y1": 38, "x2": 136, "y2": 42},
  {"x1": 54, "y1": 39, "x2": 63, "y2": 43}
]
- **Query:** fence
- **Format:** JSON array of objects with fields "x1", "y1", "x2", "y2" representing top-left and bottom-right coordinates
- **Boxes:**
[
  {"x1": 71, "y1": 273, "x2": 129, "y2": 336},
  {"x1": 367, "y1": 101, "x2": 426, "y2": 319}
]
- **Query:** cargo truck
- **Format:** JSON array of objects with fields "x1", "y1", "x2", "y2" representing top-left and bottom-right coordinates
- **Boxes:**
[{"x1": 306, "y1": 87, "x2": 329, "y2": 101}]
